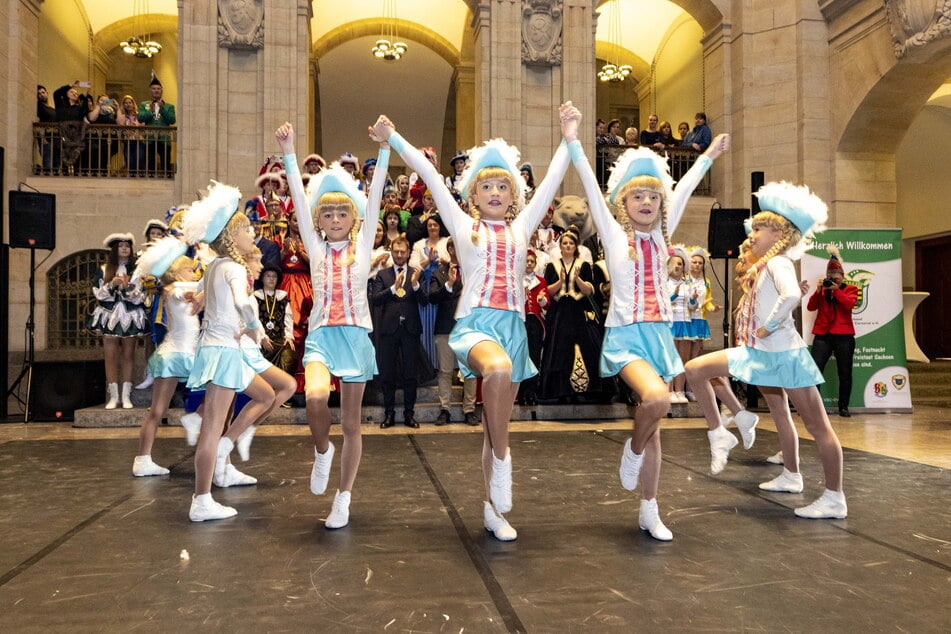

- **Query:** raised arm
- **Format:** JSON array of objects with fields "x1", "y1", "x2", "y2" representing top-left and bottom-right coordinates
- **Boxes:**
[
  {"x1": 276, "y1": 122, "x2": 320, "y2": 256},
  {"x1": 361, "y1": 130, "x2": 392, "y2": 249},
  {"x1": 668, "y1": 134, "x2": 729, "y2": 234},
  {"x1": 370, "y1": 116, "x2": 468, "y2": 237},
  {"x1": 516, "y1": 103, "x2": 579, "y2": 232}
]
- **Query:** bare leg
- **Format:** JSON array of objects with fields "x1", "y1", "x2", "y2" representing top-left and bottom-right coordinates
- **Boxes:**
[
  {"x1": 222, "y1": 375, "x2": 276, "y2": 443},
  {"x1": 684, "y1": 351, "x2": 732, "y2": 431},
  {"x1": 617, "y1": 360, "x2": 668, "y2": 454},
  {"x1": 119, "y1": 337, "x2": 137, "y2": 384},
  {"x1": 137, "y1": 377, "x2": 178, "y2": 455},
  {"x1": 249, "y1": 365, "x2": 296, "y2": 426},
  {"x1": 305, "y1": 362, "x2": 333, "y2": 453},
  {"x1": 103, "y1": 337, "x2": 120, "y2": 384},
  {"x1": 758, "y1": 386, "x2": 800, "y2": 473},
  {"x1": 639, "y1": 431, "x2": 662, "y2": 501},
  {"x1": 467, "y1": 341, "x2": 518, "y2": 460},
  {"x1": 787, "y1": 386, "x2": 843, "y2": 490},
  {"x1": 337, "y1": 381, "x2": 366, "y2": 492},
  {"x1": 195, "y1": 384, "x2": 235, "y2": 494}
]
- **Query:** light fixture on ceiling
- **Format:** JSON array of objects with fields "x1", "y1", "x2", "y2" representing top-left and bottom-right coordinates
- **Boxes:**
[
  {"x1": 371, "y1": 0, "x2": 408, "y2": 61},
  {"x1": 120, "y1": 0, "x2": 162, "y2": 58},
  {"x1": 597, "y1": 2, "x2": 631, "y2": 83}
]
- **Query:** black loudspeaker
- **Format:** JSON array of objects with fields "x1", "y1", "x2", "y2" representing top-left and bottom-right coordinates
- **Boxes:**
[
  {"x1": 707, "y1": 208, "x2": 750, "y2": 259},
  {"x1": 9, "y1": 191, "x2": 56, "y2": 250},
  {"x1": 29, "y1": 360, "x2": 105, "y2": 420},
  {"x1": 751, "y1": 171, "x2": 765, "y2": 213}
]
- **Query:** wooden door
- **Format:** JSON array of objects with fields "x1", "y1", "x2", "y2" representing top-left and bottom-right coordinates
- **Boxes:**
[{"x1": 915, "y1": 236, "x2": 951, "y2": 359}]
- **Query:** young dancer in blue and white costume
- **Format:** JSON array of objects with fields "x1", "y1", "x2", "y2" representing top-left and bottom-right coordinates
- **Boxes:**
[
  {"x1": 183, "y1": 183, "x2": 279, "y2": 522},
  {"x1": 566, "y1": 101, "x2": 732, "y2": 540},
  {"x1": 276, "y1": 122, "x2": 388, "y2": 530},
  {"x1": 686, "y1": 183, "x2": 847, "y2": 519},
  {"x1": 667, "y1": 244, "x2": 693, "y2": 404},
  {"x1": 372, "y1": 104, "x2": 577, "y2": 541},
  {"x1": 130, "y1": 235, "x2": 199, "y2": 477}
]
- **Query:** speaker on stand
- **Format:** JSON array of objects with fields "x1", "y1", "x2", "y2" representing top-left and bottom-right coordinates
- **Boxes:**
[
  {"x1": 5, "y1": 189, "x2": 56, "y2": 422},
  {"x1": 0, "y1": 146, "x2": 7, "y2": 421}
]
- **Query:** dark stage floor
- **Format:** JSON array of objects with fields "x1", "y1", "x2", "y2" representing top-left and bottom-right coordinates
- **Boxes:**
[{"x1": 1, "y1": 429, "x2": 949, "y2": 632}]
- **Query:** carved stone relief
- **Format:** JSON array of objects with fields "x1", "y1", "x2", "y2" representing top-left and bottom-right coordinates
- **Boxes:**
[
  {"x1": 521, "y1": 0, "x2": 563, "y2": 66},
  {"x1": 218, "y1": 0, "x2": 265, "y2": 50},
  {"x1": 884, "y1": 0, "x2": 951, "y2": 58}
]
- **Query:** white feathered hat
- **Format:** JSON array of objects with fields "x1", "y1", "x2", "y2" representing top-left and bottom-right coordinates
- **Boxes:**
[
  {"x1": 457, "y1": 139, "x2": 526, "y2": 209},
  {"x1": 606, "y1": 147, "x2": 675, "y2": 205},
  {"x1": 134, "y1": 235, "x2": 188, "y2": 279},
  {"x1": 688, "y1": 245, "x2": 711, "y2": 263},
  {"x1": 752, "y1": 181, "x2": 828, "y2": 260},
  {"x1": 183, "y1": 181, "x2": 243, "y2": 245},
  {"x1": 304, "y1": 161, "x2": 368, "y2": 219},
  {"x1": 103, "y1": 232, "x2": 134, "y2": 249}
]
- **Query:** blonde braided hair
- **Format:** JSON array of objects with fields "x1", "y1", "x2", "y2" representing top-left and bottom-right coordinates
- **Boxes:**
[
  {"x1": 314, "y1": 192, "x2": 358, "y2": 267},
  {"x1": 210, "y1": 212, "x2": 251, "y2": 275},
  {"x1": 615, "y1": 175, "x2": 669, "y2": 260},
  {"x1": 737, "y1": 211, "x2": 800, "y2": 294}
]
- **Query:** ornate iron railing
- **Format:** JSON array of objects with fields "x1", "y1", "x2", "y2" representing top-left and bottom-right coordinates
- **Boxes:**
[
  {"x1": 47, "y1": 249, "x2": 109, "y2": 349},
  {"x1": 32, "y1": 122, "x2": 177, "y2": 179}
]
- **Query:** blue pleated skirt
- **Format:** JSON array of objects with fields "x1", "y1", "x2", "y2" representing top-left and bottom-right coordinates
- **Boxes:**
[
  {"x1": 691, "y1": 318, "x2": 711, "y2": 341},
  {"x1": 147, "y1": 351, "x2": 194, "y2": 379},
  {"x1": 600, "y1": 321, "x2": 684, "y2": 382},
  {"x1": 241, "y1": 346, "x2": 273, "y2": 374},
  {"x1": 449, "y1": 307, "x2": 536, "y2": 382},
  {"x1": 303, "y1": 325, "x2": 377, "y2": 383},
  {"x1": 726, "y1": 345, "x2": 825, "y2": 389},
  {"x1": 187, "y1": 345, "x2": 255, "y2": 391},
  {"x1": 670, "y1": 320, "x2": 693, "y2": 340}
]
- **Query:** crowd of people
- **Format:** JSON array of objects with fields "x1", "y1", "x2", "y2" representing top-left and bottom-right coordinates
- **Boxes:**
[
  {"x1": 85, "y1": 103, "x2": 849, "y2": 539},
  {"x1": 35, "y1": 74, "x2": 175, "y2": 177}
]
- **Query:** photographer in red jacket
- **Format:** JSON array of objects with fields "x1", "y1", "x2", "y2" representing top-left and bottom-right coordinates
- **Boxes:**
[{"x1": 805, "y1": 246, "x2": 858, "y2": 417}]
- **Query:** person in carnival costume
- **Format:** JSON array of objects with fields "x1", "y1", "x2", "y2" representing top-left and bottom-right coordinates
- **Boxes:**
[
  {"x1": 182, "y1": 182, "x2": 279, "y2": 522},
  {"x1": 130, "y1": 235, "x2": 199, "y2": 476},
  {"x1": 88, "y1": 232, "x2": 149, "y2": 409},
  {"x1": 135, "y1": 218, "x2": 171, "y2": 391},
  {"x1": 666, "y1": 244, "x2": 692, "y2": 404},
  {"x1": 686, "y1": 182, "x2": 847, "y2": 519},
  {"x1": 371, "y1": 102, "x2": 578, "y2": 541},
  {"x1": 565, "y1": 100, "x2": 730, "y2": 540},
  {"x1": 276, "y1": 121, "x2": 389, "y2": 530}
]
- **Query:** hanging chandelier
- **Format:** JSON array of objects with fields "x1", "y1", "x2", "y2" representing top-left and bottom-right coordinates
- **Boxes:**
[
  {"x1": 371, "y1": 0, "x2": 408, "y2": 61},
  {"x1": 121, "y1": 0, "x2": 162, "y2": 58},
  {"x1": 598, "y1": 2, "x2": 631, "y2": 83}
]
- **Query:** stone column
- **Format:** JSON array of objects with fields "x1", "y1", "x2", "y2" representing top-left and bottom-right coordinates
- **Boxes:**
[{"x1": 179, "y1": 0, "x2": 311, "y2": 201}]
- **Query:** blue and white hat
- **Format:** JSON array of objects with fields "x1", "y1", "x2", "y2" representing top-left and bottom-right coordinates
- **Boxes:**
[
  {"x1": 134, "y1": 235, "x2": 188, "y2": 279},
  {"x1": 458, "y1": 139, "x2": 526, "y2": 208},
  {"x1": 606, "y1": 146, "x2": 675, "y2": 205},
  {"x1": 103, "y1": 232, "x2": 134, "y2": 249},
  {"x1": 304, "y1": 162, "x2": 367, "y2": 219},
  {"x1": 183, "y1": 181, "x2": 243, "y2": 245},
  {"x1": 751, "y1": 181, "x2": 828, "y2": 260}
]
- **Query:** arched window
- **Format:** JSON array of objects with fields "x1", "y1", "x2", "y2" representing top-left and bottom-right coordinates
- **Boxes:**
[{"x1": 47, "y1": 249, "x2": 108, "y2": 349}]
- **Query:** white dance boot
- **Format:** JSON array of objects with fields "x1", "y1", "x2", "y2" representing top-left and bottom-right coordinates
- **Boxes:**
[
  {"x1": 105, "y1": 383, "x2": 119, "y2": 410},
  {"x1": 121, "y1": 382, "x2": 134, "y2": 409}
]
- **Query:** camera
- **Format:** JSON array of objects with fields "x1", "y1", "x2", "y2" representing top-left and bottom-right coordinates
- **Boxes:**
[{"x1": 822, "y1": 277, "x2": 834, "y2": 288}]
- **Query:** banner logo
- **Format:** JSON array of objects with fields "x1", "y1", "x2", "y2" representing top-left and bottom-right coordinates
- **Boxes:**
[
  {"x1": 847, "y1": 269, "x2": 874, "y2": 315},
  {"x1": 892, "y1": 374, "x2": 907, "y2": 390},
  {"x1": 873, "y1": 381, "x2": 888, "y2": 398}
]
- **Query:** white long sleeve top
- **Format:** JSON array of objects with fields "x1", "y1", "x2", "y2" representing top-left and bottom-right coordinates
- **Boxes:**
[
  {"x1": 572, "y1": 143, "x2": 713, "y2": 327},
  {"x1": 283, "y1": 150, "x2": 389, "y2": 332},
  {"x1": 734, "y1": 255, "x2": 806, "y2": 352},
  {"x1": 388, "y1": 132, "x2": 572, "y2": 320},
  {"x1": 156, "y1": 281, "x2": 200, "y2": 355},
  {"x1": 196, "y1": 258, "x2": 261, "y2": 348}
]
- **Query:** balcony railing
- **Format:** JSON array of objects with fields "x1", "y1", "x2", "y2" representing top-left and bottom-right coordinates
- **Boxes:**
[
  {"x1": 596, "y1": 144, "x2": 710, "y2": 196},
  {"x1": 32, "y1": 122, "x2": 177, "y2": 179}
]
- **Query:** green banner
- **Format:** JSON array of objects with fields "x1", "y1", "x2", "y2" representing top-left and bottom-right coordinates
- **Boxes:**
[{"x1": 801, "y1": 229, "x2": 911, "y2": 412}]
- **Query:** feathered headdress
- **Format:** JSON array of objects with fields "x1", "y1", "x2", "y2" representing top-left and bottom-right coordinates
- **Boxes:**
[
  {"x1": 183, "y1": 181, "x2": 243, "y2": 245},
  {"x1": 688, "y1": 245, "x2": 711, "y2": 263},
  {"x1": 304, "y1": 161, "x2": 367, "y2": 219},
  {"x1": 670, "y1": 243, "x2": 688, "y2": 261},
  {"x1": 103, "y1": 232, "x2": 134, "y2": 249},
  {"x1": 753, "y1": 181, "x2": 828, "y2": 260},
  {"x1": 606, "y1": 147, "x2": 675, "y2": 205},
  {"x1": 304, "y1": 153, "x2": 326, "y2": 169},
  {"x1": 134, "y1": 235, "x2": 187, "y2": 280},
  {"x1": 826, "y1": 244, "x2": 844, "y2": 275},
  {"x1": 457, "y1": 138, "x2": 526, "y2": 208}
]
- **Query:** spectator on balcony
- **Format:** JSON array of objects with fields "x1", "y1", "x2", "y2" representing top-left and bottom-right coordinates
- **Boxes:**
[
  {"x1": 53, "y1": 82, "x2": 102, "y2": 174},
  {"x1": 683, "y1": 112, "x2": 713, "y2": 153},
  {"x1": 640, "y1": 114, "x2": 662, "y2": 147},
  {"x1": 89, "y1": 95, "x2": 118, "y2": 176},
  {"x1": 624, "y1": 127, "x2": 639, "y2": 146},
  {"x1": 603, "y1": 119, "x2": 624, "y2": 145},
  {"x1": 595, "y1": 118, "x2": 607, "y2": 144},
  {"x1": 520, "y1": 163, "x2": 535, "y2": 202},
  {"x1": 656, "y1": 121, "x2": 679, "y2": 152},
  {"x1": 117, "y1": 95, "x2": 146, "y2": 176},
  {"x1": 677, "y1": 121, "x2": 691, "y2": 145},
  {"x1": 138, "y1": 75, "x2": 176, "y2": 174},
  {"x1": 37, "y1": 85, "x2": 57, "y2": 172}
]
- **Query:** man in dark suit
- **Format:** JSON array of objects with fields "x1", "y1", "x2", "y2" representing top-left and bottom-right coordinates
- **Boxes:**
[{"x1": 370, "y1": 236, "x2": 423, "y2": 428}]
